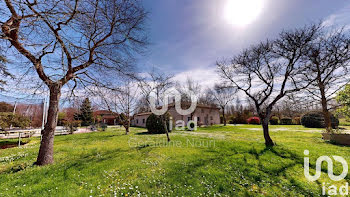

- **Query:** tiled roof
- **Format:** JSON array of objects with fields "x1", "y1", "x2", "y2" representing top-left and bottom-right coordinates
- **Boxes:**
[
  {"x1": 134, "y1": 112, "x2": 152, "y2": 116},
  {"x1": 167, "y1": 102, "x2": 220, "y2": 109}
]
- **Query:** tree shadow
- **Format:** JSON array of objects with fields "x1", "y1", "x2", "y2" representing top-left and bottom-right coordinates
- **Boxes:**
[{"x1": 134, "y1": 131, "x2": 169, "y2": 135}]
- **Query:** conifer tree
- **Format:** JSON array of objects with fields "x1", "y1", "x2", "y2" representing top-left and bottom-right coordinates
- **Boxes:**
[{"x1": 77, "y1": 98, "x2": 93, "y2": 126}]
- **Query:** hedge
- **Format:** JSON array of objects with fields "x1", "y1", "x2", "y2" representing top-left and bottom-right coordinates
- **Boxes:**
[
  {"x1": 247, "y1": 117, "x2": 260, "y2": 125},
  {"x1": 301, "y1": 111, "x2": 339, "y2": 128}
]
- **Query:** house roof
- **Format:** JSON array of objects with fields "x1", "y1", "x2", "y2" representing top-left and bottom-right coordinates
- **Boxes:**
[
  {"x1": 94, "y1": 110, "x2": 118, "y2": 117},
  {"x1": 167, "y1": 102, "x2": 220, "y2": 110},
  {"x1": 102, "y1": 115, "x2": 118, "y2": 119},
  {"x1": 134, "y1": 112, "x2": 152, "y2": 116}
]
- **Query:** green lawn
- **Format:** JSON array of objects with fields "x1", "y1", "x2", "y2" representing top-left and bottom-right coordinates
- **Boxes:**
[
  {"x1": 0, "y1": 125, "x2": 349, "y2": 196},
  {"x1": 340, "y1": 118, "x2": 350, "y2": 126}
]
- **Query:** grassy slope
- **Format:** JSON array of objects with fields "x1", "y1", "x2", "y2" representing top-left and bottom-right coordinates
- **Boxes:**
[{"x1": 0, "y1": 125, "x2": 349, "y2": 196}]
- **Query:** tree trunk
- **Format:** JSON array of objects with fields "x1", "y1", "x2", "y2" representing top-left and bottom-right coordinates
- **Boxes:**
[
  {"x1": 125, "y1": 118, "x2": 130, "y2": 135},
  {"x1": 162, "y1": 114, "x2": 170, "y2": 142},
  {"x1": 320, "y1": 86, "x2": 332, "y2": 132},
  {"x1": 222, "y1": 107, "x2": 226, "y2": 126},
  {"x1": 260, "y1": 112, "x2": 274, "y2": 147},
  {"x1": 317, "y1": 73, "x2": 332, "y2": 132},
  {"x1": 36, "y1": 84, "x2": 61, "y2": 165}
]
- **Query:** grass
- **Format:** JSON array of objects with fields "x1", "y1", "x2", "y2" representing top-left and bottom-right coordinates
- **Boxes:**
[
  {"x1": 339, "y1": 118, "x2": 350, "y2": 126},
  {"x1": 0, "y1": 125, "x2": 349, "y2": 196}
]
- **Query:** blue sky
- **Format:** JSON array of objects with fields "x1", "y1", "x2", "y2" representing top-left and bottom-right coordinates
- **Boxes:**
[{"x1": 139, "y1": 0, "x2": 349, "y2": 86}]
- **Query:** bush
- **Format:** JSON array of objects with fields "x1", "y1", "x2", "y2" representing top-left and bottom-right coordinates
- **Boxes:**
[
  {"x1": 100, "y1": 123, "x2": 107, "y2": 131},
  {"x1": 146, "y1": 113, "x2": 172, "y2": 134},
  {"x1": 230, "y1": 110, "x2": 252, "y2": 124},
  {"x1": 269, "y1": 116, "x2": 279, "y2": 125},
  {"x1": 293, "y1": 117, "x2": 301, "y2": 125},
  {"x1": 63, "y1": 120, "x2": 81, "y2": 134},
  {"x1": 301, "y1": 111, "x2": 339, "y2": 128},
  {"x1": 280, "y1": 117, "x2": 293, "y2": 125},
  {"x1": 0, "y1": 112, "x2": 31, "y2": 130},
  {"x1": 231, "y1": 116, "x2": 247, "y2": 124},
  {"x1": 247, "y1": 117, "x2": 260, "y2": 125}
]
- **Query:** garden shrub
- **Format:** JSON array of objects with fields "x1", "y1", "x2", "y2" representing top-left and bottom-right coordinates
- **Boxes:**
[
  {"x1": 146, "y1": 113, "x2": 172, "y2": 134},
  {"x1": 230, "y1": 110, "x2": 252, "y2": 124},
  {"x1": 247, "y1": 117, "x2": 260, "y2": 125},
  {"x1": 100, "y1": 123, "x2": 107, "y2": 131},
  {"x1": 0, "y1": 112, "x2": 31, "y2": 130},
  {"x1": 293, "y1": 117, "x2": 301, "y2": 125},
  {"x1": 63, "y1": 120, "x2": 81, "y2": 134},
  {"x1": 232, "y1": 116, "x2": 247, "y2": 124},
  {"x1": 301, "y1": 111, "x2": 339, "y2": 128},
  {"x1": 280, "y1": 117, "x2": 293, "y2": 125},
  {"x1": 269, "y1": 116, "x2": 279, "y2": 125}
]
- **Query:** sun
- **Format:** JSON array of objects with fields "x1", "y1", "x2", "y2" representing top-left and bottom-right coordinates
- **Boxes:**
[{"x1": 224, "y1": 0, "x2": 264, "y2": 27}]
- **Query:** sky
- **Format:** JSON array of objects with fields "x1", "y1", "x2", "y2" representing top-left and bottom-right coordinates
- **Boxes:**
[
  {"x1": 139, "y1": 0, "x2": 350, "y2": 87},
  {"x1": 1, "y1": 0, "x2": 350, "y2": 103}
]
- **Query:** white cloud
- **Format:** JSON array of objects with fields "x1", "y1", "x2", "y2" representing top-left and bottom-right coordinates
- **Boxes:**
[
  {"x1": 322, "y1": 4, "x2": 350, "y2": 28},
  {"x1": 173, "y1": 67, "x2": 221, "y2": 89}
]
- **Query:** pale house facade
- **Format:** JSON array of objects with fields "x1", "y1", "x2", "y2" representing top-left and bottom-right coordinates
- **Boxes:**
[{"x1": 131, "y1": 103, "x2": 220, "y2": 127}]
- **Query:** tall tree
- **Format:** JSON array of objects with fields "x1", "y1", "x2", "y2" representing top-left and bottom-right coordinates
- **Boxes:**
[
  {"x1": 336, "y1": 84, "x2": 350, "y2": 121},
  {"x1": 138, "y1": 68, "x2": 174, "y2": 141},
  {"x1": 208, "y1": 84, "x2": 236, "y2": 126},
  {"x1": 0, "y1": 0, "x2": 147, "y2": 165},
  {"x1": 302, "y1": 27, "x2": 350, "y2": 132},
  {"x1": 217, "y1": 25, "x2": 319, "y2": 146},
  {"x1": 77, "y1": 98, "x2": 93, "y2": 126},
  {"x1": 102, "y1": 79, "x2": 139, "y2": 134},
  {"x1": 175, "y1": 77, "x2": 202, "y2": 121}
]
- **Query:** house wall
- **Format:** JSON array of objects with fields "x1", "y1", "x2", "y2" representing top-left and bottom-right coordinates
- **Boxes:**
[
  {"x1": 102, "y1": 118, "x2": 116, "y2": 125},
  {"x1": 168, "y1": 107, "x2": 220, "y2": 126},
  {"x1": 193, "y1": 108, "x2": 220, "y2": 125},
  {"x1": 132, "y1": 114, "x2": 149, "y2": 127},
  {"x1": 132, "y1": 107, "x2": 220, "y2": 128}
]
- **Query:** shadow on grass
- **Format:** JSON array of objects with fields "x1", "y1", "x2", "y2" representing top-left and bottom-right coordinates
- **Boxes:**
[
  {"x1": 135, "y1": 131, "x2": 171, "y2": 135},
  {"x1": 161, "y1": 145, "x2": 315, "y2": 196},
  {"x1": 325, "y1": 140, "x2": 350, "y2": 147},
  {"x1": 0, "y1": 141, "x2": 27, "y2": 149}
]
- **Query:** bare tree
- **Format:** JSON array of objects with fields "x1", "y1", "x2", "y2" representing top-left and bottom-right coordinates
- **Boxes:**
[
  {"x1": 106, "y1": 79, "x2": 139, "y2": 135},
  {"x1": 0, "y1": 53, "x2": 13, "y2": 90},
  {"x1": 0, "y1": 0, "x2": 147, "y2": 165},
  {"x1": 138, "y1": 68, "x2": 173, "y2": 141},
  {"x1": 135, "y1": 95, "x2": 151, "y2": 113},
  {"x1": 176, "y1": 78, "x2": 202, "y2": 101},
  {"x1": 175, "y1": 77, "x2": 203, "y2": 121},
  {"x1": 302, "y1": 27, "x2": 350, "y2": 132},
  {"x1": 217, "y1": 25, "x2": 320, "y2": 146},
  {"x1": 207, "y1": 84, "x2": 236, "y2": 126}
]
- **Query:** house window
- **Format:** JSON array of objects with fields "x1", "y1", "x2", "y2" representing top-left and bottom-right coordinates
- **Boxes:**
[
  {"x1": 188, "y1": 117, "x2": 191, "y2": 121},
  {"x1": 136, "y1": 119, "x2": 138, "y2": 124},
  {"x1": 201, "y1": 109, "x2": 204, "y2": 113},
  {"x1": 197, "y1": 117, "x2": 200, "y2": 121},
  {"x1": 210, "y1": 116, "x2": 213, "y2": 120},
  {"x1": 142, "y1": 119, "x2": 145, "y2": 123}
]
